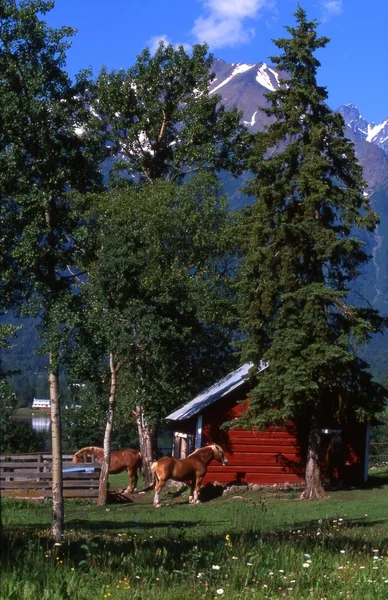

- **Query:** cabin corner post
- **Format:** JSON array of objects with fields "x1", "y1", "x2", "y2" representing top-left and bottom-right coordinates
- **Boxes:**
[{"x1": 195, "y1": 414, "x2": 203, "y2": 449}]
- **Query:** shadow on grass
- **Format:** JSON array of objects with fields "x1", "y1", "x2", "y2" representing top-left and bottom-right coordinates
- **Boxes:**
[{"x1": 2, "y1": 517, "x2": 388, "y2": 574}]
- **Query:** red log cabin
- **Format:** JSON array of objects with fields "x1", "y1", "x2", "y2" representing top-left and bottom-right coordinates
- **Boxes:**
[{"x1": 166, "y1": 363, "x2": 370, "y2": 487}]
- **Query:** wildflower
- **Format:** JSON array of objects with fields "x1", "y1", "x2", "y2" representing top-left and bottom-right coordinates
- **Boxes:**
[
  {"x1": 340, "y1": 550, "x2": 345, "y2": 554},
  {"x1": 216, "y1": 590, "x2": 224, "y2": 595},
  {"x1": 279, "y1": 569, "x2": 284, "y2": 573},
  {"x1": 70, "y1": 568, "x2": 74, "y2": 571},
  {"x1": 197, "y1": 573, "x2": 203, "y2": 578},
  {"x1": 247, "y1": 563, "x2": 252, "y2": 566},
  {"x1": 303, "y1": 563, "x2": 310, "y2": 568},
  {"x1": 212, "y1": 565, "x2": 221, "y2": 570},
  {"x1": 304, "y1": 554, "x2": 310, "y2": 558},
  {"x1": 232, "y1": 556, "x2": 238, "y2": 560}
]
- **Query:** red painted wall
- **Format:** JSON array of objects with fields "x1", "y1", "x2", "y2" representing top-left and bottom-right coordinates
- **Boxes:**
[
  {"x1": 201, "y1": 399, "x2": 304, "y2": 485},
  {"x1": 169, "y1": 388, "x2": 367, "y2": 487}
]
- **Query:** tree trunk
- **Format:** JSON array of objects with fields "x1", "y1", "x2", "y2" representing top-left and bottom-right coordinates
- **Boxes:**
[
  {"x1": 300, "y1": 407, "x2": 325, "y2": 499},
  {"x1": 98, "y1": 353, "x2": 123, "y2": 506},
  {"x1": 135, "y1": 406, "x2": 157, "y2": 488},
  {"x1": 49, "y1": 360, "x2": 64, "y2": 541}
]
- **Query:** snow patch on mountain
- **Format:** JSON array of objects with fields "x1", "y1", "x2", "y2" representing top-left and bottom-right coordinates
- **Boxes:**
[
  {"x1": 367, "y1": 120, "x2": 388, "y2": 143},
  {"x1": 255, "y1": 63, "x2": 277, "y2": 91}
]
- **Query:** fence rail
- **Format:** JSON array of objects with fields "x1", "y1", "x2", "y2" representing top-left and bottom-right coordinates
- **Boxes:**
[
  {"x1": 369, "y1": 441, "x2": 388, "y2": 468},
  {"x1": 0, "y1": 453, "x2": 100, "y2": 500}
]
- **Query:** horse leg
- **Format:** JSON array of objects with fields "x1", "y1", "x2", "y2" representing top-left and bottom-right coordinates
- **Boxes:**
[
  {"x1": 192, "y1": 475, "x2": 204, "y2": 505},
  {"x1": 153, "y1": 476, "x2": 165, "y2": 508},
  {"x1": 188, "y1": 480, "x2": 195, "y2": 504},
  {"x1": 123, "y1": 468, "x2": 137, "y2": 494}
]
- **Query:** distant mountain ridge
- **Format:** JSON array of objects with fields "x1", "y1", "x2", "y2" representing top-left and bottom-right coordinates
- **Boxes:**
[{"x1": 211, "y1": 59, "x2": 388, "y2": 191}]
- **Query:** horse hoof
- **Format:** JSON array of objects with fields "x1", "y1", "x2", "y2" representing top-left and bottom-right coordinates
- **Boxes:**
[{"x1": 154, "y1": 503, "x2": 162, "y2": 509}]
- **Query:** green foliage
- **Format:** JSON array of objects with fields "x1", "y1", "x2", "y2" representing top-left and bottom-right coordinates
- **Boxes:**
[
  {"x1": 68, "y1": 174, "x2": 238, "y2": 424},
  {"x1": 92, "y1": 42, "x2": 247, "y2": 184},
  {"x1": 238, "y1": 7, "x2": 387, "y2": 431},
  {"x1": 0, "y1": 0, "x2": 103, "y2": 351}
]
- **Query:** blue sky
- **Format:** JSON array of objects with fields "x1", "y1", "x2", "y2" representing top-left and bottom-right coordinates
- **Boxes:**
[{"x1": 46, "y1": 0, "x2": 387, "y2": 124}]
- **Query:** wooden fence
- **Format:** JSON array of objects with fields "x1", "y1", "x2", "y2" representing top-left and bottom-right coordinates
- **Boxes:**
[
  {"x1": 369, "y1": 441, "x2": 388, "y2": 469},
  {"x1": 0, "y1": 453, "x2": 101, "y2": 500}
]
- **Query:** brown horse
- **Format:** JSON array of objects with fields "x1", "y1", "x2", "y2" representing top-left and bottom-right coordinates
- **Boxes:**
[
  {"x1": 151, "y1": 444, "x2": 227, "y2": 507},
  {"x1": 72, "y1": 446, "x2": 142, "y2": 494}
]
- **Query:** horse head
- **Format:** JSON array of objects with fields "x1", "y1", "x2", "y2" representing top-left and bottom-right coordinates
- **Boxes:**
[
  {"x1": 210, "y1": 444, "x2": 228, "y2": 465},
  {"x1": 72, "y1": 450, "x2": 83, "y2": 464}
]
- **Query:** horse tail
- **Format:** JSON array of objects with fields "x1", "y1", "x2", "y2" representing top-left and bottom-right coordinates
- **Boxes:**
[{"x1": 151, "y1": 461, "x2": 158, "y2": 473}]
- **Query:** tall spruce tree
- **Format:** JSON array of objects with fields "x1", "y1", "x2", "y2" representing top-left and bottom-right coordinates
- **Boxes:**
[
  {"x1": 238, "y1": 6, "x2": 387, "y2": 498},
  {"x1": 0, "y1": 0, "x2": 102, "y2": 536}
]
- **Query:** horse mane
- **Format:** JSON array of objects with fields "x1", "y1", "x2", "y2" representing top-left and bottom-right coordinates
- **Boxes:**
[
  {"x1": 187, "y1": 444, "x2": 223, "y2": 458},
  {"x1": 73, "y1": 446, "x2": 104, "y2": 461}
]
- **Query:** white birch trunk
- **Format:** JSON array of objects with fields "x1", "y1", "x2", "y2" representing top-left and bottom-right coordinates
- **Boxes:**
[
  {"x1": 98, "y1": 353, "x2": 122, "y2": 505},
  {"x1": 49, "y1": 360, "x2": 64, "y2": 541},
  {"x1": 135, "y1": 406, "x2": 157, "y2": 489}
]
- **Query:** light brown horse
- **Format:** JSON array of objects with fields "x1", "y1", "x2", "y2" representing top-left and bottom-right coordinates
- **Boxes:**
[
  {"x1": 151, "y1": 444, "x2": 227, "y2": 507},
  {"x1": 73, "y1": 446, "x2": 142, "y2": 494}
]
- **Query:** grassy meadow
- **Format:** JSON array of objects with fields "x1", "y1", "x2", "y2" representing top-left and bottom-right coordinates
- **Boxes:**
[{"x1": 1, "y1": 471, "x2": 388, "y2": 600}]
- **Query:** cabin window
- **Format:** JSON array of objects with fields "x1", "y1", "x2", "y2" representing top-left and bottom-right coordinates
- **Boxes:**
[{"x1": 172, "y1": 433, "x2": 195, "y2": 459}]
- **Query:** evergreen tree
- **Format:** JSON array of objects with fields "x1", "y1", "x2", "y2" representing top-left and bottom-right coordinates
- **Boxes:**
[
  {"x1": 238, "y1": 6, "x2": 387, "y2": 498},
  {"x1": 0, "y1": 0, "x2": 102, "y2": 537}
]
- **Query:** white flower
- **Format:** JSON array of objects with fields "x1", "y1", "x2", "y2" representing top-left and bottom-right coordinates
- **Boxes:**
[
  {"x1": 304, "y1": 554, "x2": 310, "y2": 558},
  {"x1": 212, "y1": 565, "x2": 221, "y2": 570},
  {"x1": 340, "y1": 550, "x2": 345, "y2": 554},
  {"x1": 303, "y1": 563, "x2": 310, "y2": 568},
  {"x1": 197, "y1": 573, "x2": 203, "y2": 578},
  {"x1": 247, "y1": 562, "x2": 252, "y2": 566},
  {"x1": 232, "y1": 556, "x2": 238, "y2": 560},
  {"x1": 216, "y1": 590, "x2": 224, "y2": 595}
]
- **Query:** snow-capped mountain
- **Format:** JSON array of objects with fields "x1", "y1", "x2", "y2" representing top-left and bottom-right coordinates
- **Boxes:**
[
  {"x1": 211, "y1": 59, "x2": 388, "y2": 194},
  {"x1": 210, "y1": 59, "x2": 283, "y2": 132},
  {"x1": 337, "y1": 104, "x2": 388, "y2": 157}
]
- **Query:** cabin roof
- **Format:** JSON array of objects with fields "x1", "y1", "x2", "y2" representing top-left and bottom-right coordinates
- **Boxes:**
[{"x1": 167, "y1": 362, "x2": 267, "y2": 421}]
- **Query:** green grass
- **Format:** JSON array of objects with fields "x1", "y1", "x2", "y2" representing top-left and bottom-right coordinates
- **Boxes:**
[{"x1": 1, "y1": 473, "x2": 388, "y2": 600}]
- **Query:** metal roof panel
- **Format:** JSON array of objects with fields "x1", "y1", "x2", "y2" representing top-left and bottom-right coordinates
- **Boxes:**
[{"x1": 166, "y1": 362, "x2": 267, "y2": 421}]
